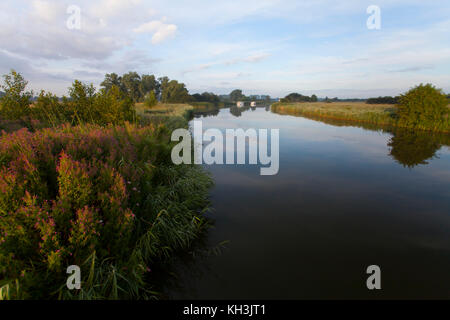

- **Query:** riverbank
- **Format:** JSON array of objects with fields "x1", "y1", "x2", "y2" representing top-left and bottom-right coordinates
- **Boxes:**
[
  {"x1": 0, "y1": 103, "x2": 213, "y2": 300},
  {"x1": 271, "y1": 102, "x2": 450, "y2": 133}
]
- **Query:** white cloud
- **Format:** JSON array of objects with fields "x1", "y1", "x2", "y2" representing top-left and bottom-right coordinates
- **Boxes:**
[
  {"x1": 31, "y1": 0, "x2": 62, "y2": 23},
  {"x1": 134, "y1": 19, "x2": 177, "y2": 44}
]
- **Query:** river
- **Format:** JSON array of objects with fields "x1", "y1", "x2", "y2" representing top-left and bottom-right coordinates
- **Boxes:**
[{"x1": 162, "y1": 105, "x2": 450, "y2": 299}]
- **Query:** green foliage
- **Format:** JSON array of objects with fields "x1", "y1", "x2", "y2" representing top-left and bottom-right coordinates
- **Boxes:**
[
  {"x1": 388, "y1": 130, "x2": 441, "y2": 168},
  {"x1": 31, "y1": 81, "x2": 135, "y2": 127},
  {"x1": 140, "y1": 75, "x2": 160, "y2": 100},
  {"x1": 160, "y1": 79, "x2": 191, "y2": 103},
  {"x1": 32, "y1": 91, "x2": 69, "y2": 127},
  {"x1": 397, "y1": 84, "x2": 449, "y2": 129},
  {"x1": 121, "y1": 72, "x2": 142, "y2": 102},
  {"x1": 0, "y1": 70, "x2": 33, "y2": 120},
  {"x1": 229, "y1": 89, "x2": 244, "y2": 102},
  {"x1": 191, "y1": 92, "x2": 220, "y2": 103},
  {"x1": 144, "y1": 91, "x2": 158, "y2": 108},
  {"x1": 101, "y1": 73, "x2": 161, "y2": 104},
  {"x1": 92, "y1": 85, "x2": 136, "y2": 125},
  {"x1": 281, "y1": 92, "x2": 317, "y2": 103},
  {"x1": 366, "y1": 96, "x2": 399, "y2": 104}
]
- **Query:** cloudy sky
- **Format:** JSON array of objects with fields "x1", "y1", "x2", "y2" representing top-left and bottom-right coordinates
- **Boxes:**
[{"x1": 0, "y1": 0, "x2": 449, "y2": 98}]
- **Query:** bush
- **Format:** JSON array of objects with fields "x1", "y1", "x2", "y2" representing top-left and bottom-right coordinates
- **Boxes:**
[
  {"x1": 144, "y1": 91, "x2": 158, "y2": 108},
  {"x1": 0, "y1": 123, "x2": 212, "y2": 299},
  {"x1": 32, "y1": 82, "x2": 136, "y2": 127},
  {"x1": 397, "y1": 84, "x2": 449, "y2": 129}
]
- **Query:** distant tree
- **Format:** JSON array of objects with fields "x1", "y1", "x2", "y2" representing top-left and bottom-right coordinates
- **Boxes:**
[
  {"x1": 140, "y1": 74, "x2": 160, "y2": 100},
  {"x1": 160, "y1": 79, "x2": 191, "y2": 103},
  {"x1": 311, "y1": 94, "x2": 318, "y2": 102},
  {"x1": 192, "y1": 92, "x2": 220, "y2": 103},
  {"x1": 397, "y1": 84, "x2": 448, "y2": 127},
  {"x1": 0, "y1": 70, "x2": 33, "y2": 119},
  {"x1": 100, "y1": 73, "x2": 123, "y2": 93},
  {"x1": 121, "y1": 72, "x2": 142, "y2": 102},
  {"x1": 230, "y1": 89, "x2": 244, "y2": 102},
  {"x1": 282, "y1": 93, "x2": 314, "y2": 103},
  {"x1": 366, "y1": 96, "x2": 399, "y2": 104}
]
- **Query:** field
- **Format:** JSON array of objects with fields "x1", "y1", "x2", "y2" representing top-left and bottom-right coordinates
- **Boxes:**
[{"x1": 271, "y1": 102, "x2": 450, "y2": 133}]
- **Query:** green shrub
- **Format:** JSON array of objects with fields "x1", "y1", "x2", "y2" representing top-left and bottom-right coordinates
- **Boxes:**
[
  {"x1": 144, "y1": 91, "x2": 158, "y2": 108},
  {"x1": 397, "y1": 84, "x2": 449, "y2": 129},
  {"x1": 32, "y1": 82, "x2": 136, "y2": 127}
]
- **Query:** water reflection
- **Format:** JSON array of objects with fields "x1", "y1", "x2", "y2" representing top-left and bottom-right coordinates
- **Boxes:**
[
  {"x1": 277, "y1": 113, "x2": 450, "y2": 168},
  {"x1": 194, "y1": 105, "x2": 270, "y2": 118},
  {"x1": 388, "y1": 130, "x2": 448, "y2": 168}
]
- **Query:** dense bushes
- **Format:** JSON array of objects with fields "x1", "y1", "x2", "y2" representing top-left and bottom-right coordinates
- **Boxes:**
[
  {"x1": 0, "y1": 123, "x2": 212, "y2": 299},
  {"x1": 0, "y1": 71, "x2": 136, "y2": 130},
  {"x1": 397, "y1": 84, "x2": 449, "y2": 131},
  {"x1": 34, "y1": 82, "x2": 136, "y2": 127}
]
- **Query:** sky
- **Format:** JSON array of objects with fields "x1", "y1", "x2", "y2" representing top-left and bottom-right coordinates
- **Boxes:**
[{"x1": 0, "y1": 0, "x2": 449, "y2": 98}]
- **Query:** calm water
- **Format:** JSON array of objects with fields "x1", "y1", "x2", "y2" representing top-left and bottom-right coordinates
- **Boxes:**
[{"x1": 164, "y1": 106, "x2": 450, "y2": 299}]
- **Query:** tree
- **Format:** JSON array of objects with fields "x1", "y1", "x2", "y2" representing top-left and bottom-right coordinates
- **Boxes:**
[
  {"x1": 0, "y1": 70, "x2": 33, "y2": 119},
  {"x1": 366, "y1": 96, "x2": 399, "y2": 104},
  {"x1": 192, "y1": 92, "x2": 220, "y2": 103},
  {"x1": 229, "y1": 89, "x2": 244, "y2": 102},
  {"x1": 311, "y1": 94, "x2": 318, "y2": 102},
  {"x1": 397, "y1": 83, "x2": 448, "y2": 127},
  {"x1": 121, "y1": 72, "x2": 142, "y2": 102},
  {"x1": 160, "y1": 79, "x2": 191, "y2": 103},
  {"x1": 140, "y1": 74, "x2": 160, "y2": 99},
  {"x1": 282, "y1": 93, "x2": 312, "y2": 103},
  {"x1": 100, "y1": 73, "x2": 123, "y2": 93}
]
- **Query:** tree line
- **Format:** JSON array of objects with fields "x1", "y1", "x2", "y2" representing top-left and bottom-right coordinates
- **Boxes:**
[{"x1": 280, "y1": 93, "x2": 318, "y2": 103}]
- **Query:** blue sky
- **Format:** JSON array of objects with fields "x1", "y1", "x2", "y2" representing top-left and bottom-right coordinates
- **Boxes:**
[{"x1": 0, "y1": 0, "x2": 449, "y2": 98}]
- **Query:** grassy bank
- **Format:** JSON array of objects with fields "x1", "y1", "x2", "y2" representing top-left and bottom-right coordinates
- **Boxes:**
[
  {"x1": 135, "y1": 103, "x2": 194, "y2": 128},
  {"x1": 0, "y1": 103, "x2": 214, "y2": 300},
  {"x1": 271, "y1": 102, "x2": 450, "y2": 133}
]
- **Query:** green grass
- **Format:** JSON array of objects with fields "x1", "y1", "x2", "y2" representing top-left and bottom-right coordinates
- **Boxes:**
[
  {"x1": 135, "y1": 103, "x2": 194, "y2": 130},
  {"x1": 271, "y1": 102, "x2": 450, "y2": 133}
]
